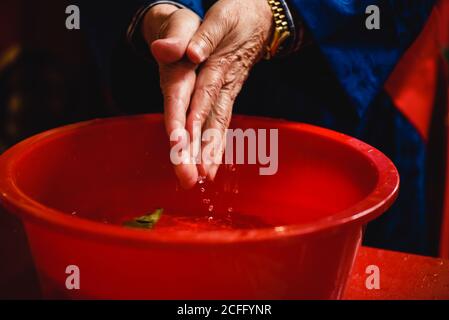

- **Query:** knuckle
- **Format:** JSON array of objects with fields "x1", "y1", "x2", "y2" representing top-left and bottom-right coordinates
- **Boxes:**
[
  {"x1": 199, "y1": 82, "x2": 221, "y2": 101},
  {"x1": 197, "y1": 107, "x2": 210, "y2": 122},
  {"x1": 215, "y1": 112, "x2": 230, "y2": 131},
  {"x1": 214, "y1": 6, "x2": 237, "y2": 29},
  {"x1": 197, "y1": 30, "x2": 215, "y2": 51},
  {"x1": 205, "y1": 59, "x2": 228, "y2": 73},
  {"x1": 222, "y1": 73, "x2": 244, "y2": 101},
  {"x1": 213, "y1": 102, "x2": 231, "y2": 131},
  {"x1": 164, "y1": 93, "x2": 183, "y2": 107}
]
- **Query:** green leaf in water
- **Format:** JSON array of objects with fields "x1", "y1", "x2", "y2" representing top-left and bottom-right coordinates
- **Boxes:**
[{"x1": 123, "y1": 208, "x2": 163, "y2": 229}]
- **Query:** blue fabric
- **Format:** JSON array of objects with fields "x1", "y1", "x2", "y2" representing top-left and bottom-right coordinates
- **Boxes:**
[
  {"x1": 82, "y1": 0, "x2": 438, "y2": 255},
  {"x1": 356, "y1": 93, "x2": 428, "y2": 254},
  {"x1": 289, "y1": 0, "x2": 436, "y2": 116}
]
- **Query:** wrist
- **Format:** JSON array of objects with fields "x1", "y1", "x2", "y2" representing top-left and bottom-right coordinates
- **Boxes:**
[
  {"x1": 142, "y1": 4, "x2": 179, "y2": 44},
  {"x1": 261, "y1": 0, "x2": 275, "y2": 44}
]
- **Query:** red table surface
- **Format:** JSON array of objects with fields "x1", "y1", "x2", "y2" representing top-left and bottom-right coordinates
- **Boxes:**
[{"x1": 344, "y1": 246, "x2": 449, "y2": 300}]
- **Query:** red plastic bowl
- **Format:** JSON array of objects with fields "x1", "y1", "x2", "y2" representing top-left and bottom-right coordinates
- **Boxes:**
[{"x1": 0, "y1": 114, "x2": 399, "y2": 299}]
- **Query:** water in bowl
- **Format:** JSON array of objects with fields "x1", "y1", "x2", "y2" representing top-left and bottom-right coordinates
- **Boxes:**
[{"x1": 69, "y1": 165, "x2": 272, "y2": 231}]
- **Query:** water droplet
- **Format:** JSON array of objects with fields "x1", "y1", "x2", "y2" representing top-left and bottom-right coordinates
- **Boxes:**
[
  {"x1": 198, "y1": 175, "x2": 206, "y2": 184},
  {"x1": 208, "y1": 216, "x2": 214, "y2": 222},
  {"x1": 200, "y1": 187, "x2": 205, "y2": 193},
  {"x1": 71, "y1": 211, "x2": 77, "y2": 215},
  {"x1": 232, "y1": 187, "x2": 239, "y2": 194},
  {"x1": 227, "y1": 206, "x2": 233, "y2": 213},
  {"x1": 202, "y1": 198, "x2": 211, "y2": 205},
  {"x1": 208, "y1": 205, "x2": 214, "y2": 212}
]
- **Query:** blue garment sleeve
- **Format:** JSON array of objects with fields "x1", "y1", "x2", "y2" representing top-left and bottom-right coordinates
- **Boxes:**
[
  {"x1": 145, "y1": 0, "x2": 205, "y2": 17},
  {"x1": 288, "y1": 0, "x2": 436, "y2": 117}
]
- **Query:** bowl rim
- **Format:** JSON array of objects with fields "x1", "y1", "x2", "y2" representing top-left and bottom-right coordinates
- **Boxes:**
[{"x1": 0, "y1": 114, "x2": 399, "y2": 246}]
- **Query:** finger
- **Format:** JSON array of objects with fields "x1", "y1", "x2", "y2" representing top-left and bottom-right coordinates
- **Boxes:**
[
  {"x1": 160, "y1": 61, "x2": 199, "y2": 188},
  {"x1": 200, "y1": 88, "x2": 234, "y2": 181},
  {"x1": 151, "y1": 8, "x2": 200, "y2": 188},
  {"x1": 186, "y1": 59, "x2": 230, "y2": 142},
  {"x1": 151, "y1": 9, "x2": 201, "y2": 64},
  {"x1": 160, "y1": 62, "x2": 196, "y2": 134},
  {"x1": 174, "y1": 156, "x2": 199, "y2": 189},
  {"x1": 200, "y1": 64, "x2": 247, "y2": 180},
  {"x1": 186, "y1": 11, "x2": 229, "y2": 64}
]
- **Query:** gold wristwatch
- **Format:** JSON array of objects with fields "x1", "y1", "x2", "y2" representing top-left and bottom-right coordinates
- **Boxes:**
[{"x1": 264, "y1": 0, "x2": 292, "y2": 59}]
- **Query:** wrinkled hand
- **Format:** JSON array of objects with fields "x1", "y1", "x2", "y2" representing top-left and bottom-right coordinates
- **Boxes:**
[
  {"x1": 185, "y1": 0, "x2": 273, "y2": 182},
  {"x1": 142, "y1": 4, "x2": 201, "y2": 188},
  {"x1": 143, "y1": 0, "x2": 273, "y2": 188}
]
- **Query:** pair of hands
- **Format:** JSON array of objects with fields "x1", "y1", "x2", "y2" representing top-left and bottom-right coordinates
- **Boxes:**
[{"x1": 142, "y1": 0, "x2": 273, "y2": 188}]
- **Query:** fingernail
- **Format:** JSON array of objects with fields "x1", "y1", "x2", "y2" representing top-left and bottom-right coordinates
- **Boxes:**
[
  {"x1": 207, "y1": 165, "x2": 219, "y2": 181},
  {"x1": 189, "y1": 43, "x2": 204, "y2": 63}
]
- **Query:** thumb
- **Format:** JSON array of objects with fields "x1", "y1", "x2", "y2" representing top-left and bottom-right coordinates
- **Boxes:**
[
  {"x1": 150, "y1": 9, "x2": 200, "y2": 64},
  {"x1": 186, "y1": 12, "x2": 228, "y2": 64}
]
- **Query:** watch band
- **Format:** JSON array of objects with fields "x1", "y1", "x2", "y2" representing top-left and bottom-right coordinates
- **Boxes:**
[{"x1": 264, "y1": 0, "x2": 293, "y2": 59}]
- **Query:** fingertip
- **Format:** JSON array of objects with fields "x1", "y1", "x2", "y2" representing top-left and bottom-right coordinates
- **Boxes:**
[
  {"x1": 187, "y1": 42, "x2": 205, "y2": 64},
  {"x1": 199, "y1": 161, "x2": 219, "y2": 182},
  {"x1": 181, "y1": 174, "x2": 199, "y2": 189},
  {"x1": 174, "y1": 164, "x2": 198, "y2": 189},
  {"x1": 180, "y1": 178, "x2": 197, "y2": 189},
  {"x1": 207, "y1": 164, "x2": 219, "y2": 182},
  {"x1": 151, "y1": 38, "x2": 184, "y2": 64}
]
